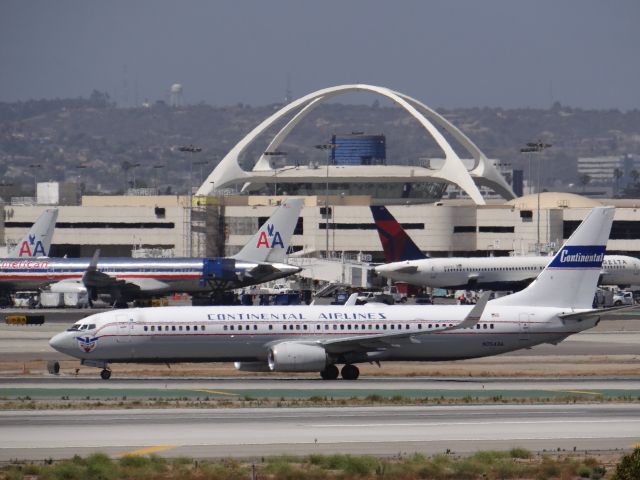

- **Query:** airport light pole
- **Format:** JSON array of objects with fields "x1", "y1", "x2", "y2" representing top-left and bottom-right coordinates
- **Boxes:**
[
  {"x1": 129, "y1": 163, "x2": 141, "y2": 190},
  {"x1": 28, "y1": 163, "x2": 41, "y2": 198},
  {"x1": 153, "y1": 164, "x2": 164, "y2": 193},
  {"x1": 520, "y1": 141, "x2": 552, "y2": 252},
  {"x1": 315, "y1": 143, "x2": 337, "y2": 258},
  {"x1": 75, "y1": 164, "x2": 87, "y2": 196},
  {"x1": 178, "y1": 145, "x2": 203, "y2": 195},
  {"x1": 264, "y1": 151, "x2": 287, "y2": 196}
]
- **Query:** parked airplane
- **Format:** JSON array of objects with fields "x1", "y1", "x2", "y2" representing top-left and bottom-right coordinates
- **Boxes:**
[
  {"x1": 0, "y1": 209, "x2": 58, "y2": 305},
  {"x1": 5, "y1": 208, "x2": 58, "y2": 258},
  {"x1": 1, "y1": 199, "x2": 302, "y2": 306},
  {"x1": 371, "y1": 205, "x2": 640, "y2": 290},
  {"x1": 50, "y1": 206, "x2": 617, "y2": 381}
]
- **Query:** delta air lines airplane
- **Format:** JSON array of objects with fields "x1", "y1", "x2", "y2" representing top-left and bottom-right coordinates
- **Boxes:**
[
  {"x1": 371, "y1": 205, "x2": 640, "y2": 290},
  {"x1": 51, "y1": 207, "x2": 616, "y2": 381}
]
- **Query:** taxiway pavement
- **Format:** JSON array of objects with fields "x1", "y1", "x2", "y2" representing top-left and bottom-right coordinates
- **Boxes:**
[{"x1": 0, "y1": 404, "x2": 638, "y2": 461}]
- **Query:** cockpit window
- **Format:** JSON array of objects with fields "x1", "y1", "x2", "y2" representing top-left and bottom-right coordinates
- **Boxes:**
[{"x1": 67, "y1": 323, "x2": 96, "y2": 332}]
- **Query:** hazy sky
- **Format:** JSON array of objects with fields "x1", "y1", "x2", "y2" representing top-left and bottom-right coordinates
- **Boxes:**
[{"x1": 1, "y1": 0, "x2": 638, "y2": 109}]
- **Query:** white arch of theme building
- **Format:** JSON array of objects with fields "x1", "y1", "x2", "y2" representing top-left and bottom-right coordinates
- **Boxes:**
[{"x1": 196, "y1": 84, "x2": 515, "y2": 204}]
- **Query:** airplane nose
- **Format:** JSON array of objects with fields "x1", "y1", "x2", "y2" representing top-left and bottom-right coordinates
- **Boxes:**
[{"x1": 49, "y1": 332, "x2": 68, "y2": 353}]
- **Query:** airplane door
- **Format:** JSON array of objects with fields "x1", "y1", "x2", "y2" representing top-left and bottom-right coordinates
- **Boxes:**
[
  {"x1": 430, "y1": 266, "x2": 436, "y2": 279},
  {"x1": 518, "y1": 313, "x2": 530, "y2": 342},
  {"x1": 116, "y1": 314, "x2": 133, "y2": 343}
]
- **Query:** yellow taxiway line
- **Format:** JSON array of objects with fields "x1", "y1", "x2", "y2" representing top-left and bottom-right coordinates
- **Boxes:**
[
  {"x1": 118, "y1": 445, "x2": 177, "y2": 457},
  {"x1": 192, "y1": 388, "x2": 239, "y2": 396}
]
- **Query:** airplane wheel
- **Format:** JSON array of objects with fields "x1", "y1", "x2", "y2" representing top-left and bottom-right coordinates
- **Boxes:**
[
  {"x1": 320, "y1": 364, "x2": 339, "y2": 380},
  {"x1": 100, "y1": 369, "x2": 112, "y2": 380},
  {"x1": 47, "y1": 361, "x2": 60, "y2": 375},
  {"x1": 341, "y1": 364, "x2": 360, "y2": 381}
]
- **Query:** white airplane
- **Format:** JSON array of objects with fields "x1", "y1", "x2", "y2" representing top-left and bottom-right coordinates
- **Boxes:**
[
  {"x1": 371, "y1": 206, "x2": 640, "y2": 290},
  {"x1": 50, "y1": 206, "x2": 617, "y2": 381},
  {"x1": 5, "y1": 208, "x2": 58, "y2": 258}
]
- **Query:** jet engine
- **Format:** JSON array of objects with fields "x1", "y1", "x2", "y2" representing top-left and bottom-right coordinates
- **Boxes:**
[{"x1": 267, "y1": 342, "x2": 327, "y2": 372}]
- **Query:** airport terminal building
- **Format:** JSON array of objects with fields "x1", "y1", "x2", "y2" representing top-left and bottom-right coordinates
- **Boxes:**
[{"x1": 2, "y1": 84, "x2": 640, "y2": 286}]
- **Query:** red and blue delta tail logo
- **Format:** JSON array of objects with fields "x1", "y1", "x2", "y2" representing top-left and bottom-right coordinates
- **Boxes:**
[
  {"x1": 370, "y1": 206, "x2": 426, "y2": 262},
  {"x1": 17, "y1": 234, "x2": 46, "y2": 258},
  {"x1": 256, "y1": 223, "x2": 285, "y2": 249},
  {"x1": 548, "y1": 245, "x2": 606, "y2": 269}
]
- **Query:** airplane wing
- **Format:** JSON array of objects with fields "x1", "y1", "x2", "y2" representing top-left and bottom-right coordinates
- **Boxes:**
[
  {"x1": 320, "y1": 292, "x2": 491, "y2": 355},
  {"x1": 558, "y1": 304, "x2": 638, "y2": 321}
]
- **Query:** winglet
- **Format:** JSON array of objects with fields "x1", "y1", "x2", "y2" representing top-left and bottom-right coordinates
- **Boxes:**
[
  {"x1": 344, "y1": 293, "x2": 359, "y2": 306},
  {"x1": 87, "y1": 249, "x2": 101, "y2": 271},
  {"x1": 457, "y1": 291, "x2": 492, "y2": 329}
]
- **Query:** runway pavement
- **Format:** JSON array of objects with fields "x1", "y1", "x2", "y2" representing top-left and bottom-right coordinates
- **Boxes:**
[{"x1": 0, "y1": 404, "x2": 638, "y2": 461}]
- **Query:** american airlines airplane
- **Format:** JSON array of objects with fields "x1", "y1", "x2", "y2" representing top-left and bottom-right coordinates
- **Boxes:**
[
  {"x1": 50, "y1": 206, "x2": 616, "y2": 381},
  {"x1": 371, "y1": 205, "x2": 640, "y2": 290},
  {"x1": 0, "y1": 209, "x2": 58, "y2": 306},
  {"x1": 0, "y1": 200, "x2": 302, "y2": 306}
]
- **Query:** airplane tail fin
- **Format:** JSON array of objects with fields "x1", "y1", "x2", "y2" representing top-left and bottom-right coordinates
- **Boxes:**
[
  {"x1": 370, "y1": 206, "x2": 427, "y2": 262},
  {"x1": 492, "y1": 206, "x2": 614, "y2": 309},
  {"x1": 233, "y1": 199, "x2": 303, "y2": 264},
  {"x1": 8, "y1": 208, "x2": 58, "y2": 258}
]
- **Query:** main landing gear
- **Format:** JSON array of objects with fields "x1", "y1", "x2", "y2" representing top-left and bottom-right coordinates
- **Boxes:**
[
  {"x1": 100, "y1": 369, "x2": 112, "y2": 380},
  {"x1": 320, "y1": 364, "x2": 360, "y2": 381}
]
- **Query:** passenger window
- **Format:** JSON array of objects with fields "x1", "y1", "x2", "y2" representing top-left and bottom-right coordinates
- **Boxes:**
[
  {"x1": 172, "y1": 326, "x2": 176, "y2": 331},
  {"x1": 391, "y1": 325, "x2": 395, "y2": 330},
  {"x1": 223, "y1": 325, "x2": 228, "y2": 331},
  {"x1": 490, "y1": 324, "x2": 494, "y2": 329},
  {"x1": 354, "y1": 325, "x2": 358, "y2": 330},
  {"x1": 193, "y1": 326, "x2": 198, "y2": 331},
  {"x1": 230, "y1": 326, "x2": 234, "y2": 331},
  {"x1": 150, "y1": 326, "x2": 155, "y2": 332},
  {"x1": 289, "y1": 325, "x2": 294, "y2": 330},
  {"x1": 368, "y1": 325, "x2": 372, "y2": 330},
  {"x1": 179, "y1": 326, "x2": 183, "y2": 331},
  {"x1": 144, "y1": 326, "x2": 148, "y2": 332},
  {"x1": 186, "y1": 326, "x2": 190, "y2": 331},
  {"x1": 303, "y1": 325, "x2": 308, "y2": 330},
  {"x1": 340, "y1": 324, "x2": 345, "y2": 330},
  {"x1": 283, "y1": 325, "x2": 287, "y2": 330},
  {"x1": 201, "y1": 326, "x2": 205, "y2": 331},
  {"x1": 476, "y1": 325, "x2": 480, "y2": 330},
  {"x1": 483, "y1": 324, "x2": 487, "y2": 329},
  {"x1": 418, "y1": 324, "x2": 422, "y2": 329},
  {"x1": 254, "y1": 325, "x2": 258, "y2": 331},
  {"x1": 347, "y1": 325, "x2": 352, "y2": 330},
  {"x1": 406, "y1": 324, "x2": 410, "y2": 330},
  {"x1": 383, "y1": 325, "x2": 387, "y2": 330},
  {"x1": 375, "y1": 325, "x2": 379, "y2": 330},
  {"x1": 333, "y1": 325, "x2": 337, "y2": 330},
  {"x1": 269, "y1": 325, "x2": 273, "y2": 330},
  {"x1": 296, "y1": 325, "x2": 300, "y2": 330}
]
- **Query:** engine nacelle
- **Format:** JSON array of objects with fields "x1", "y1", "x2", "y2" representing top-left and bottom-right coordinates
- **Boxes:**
[
  {"x1": 267, "y1": 342, "x2": 327, "y2": 372},
  {"x1": 234, "y1": 361, "x2": 271, "y2": 372}
]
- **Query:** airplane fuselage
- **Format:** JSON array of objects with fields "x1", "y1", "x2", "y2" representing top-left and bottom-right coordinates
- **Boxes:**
[
  {"x1": 375, "y1": 254, "x2": 640, "y2": 290},
  {"x1": 0, "y1": 257, "x2": 298, "y2": 294},
  {"x1": 49, "y1": 303, "x2": 595, "y2": 366}
]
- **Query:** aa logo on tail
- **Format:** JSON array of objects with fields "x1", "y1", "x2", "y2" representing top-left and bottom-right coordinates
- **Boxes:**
[
  {"x1": 17, "y1": 235, "x2": 46, "y2": 257},
  {"x1": 256, "y1": 223, "x2": 285, "y2": 249}
]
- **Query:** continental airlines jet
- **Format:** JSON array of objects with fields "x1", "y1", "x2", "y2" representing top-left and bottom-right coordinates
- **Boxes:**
[
  {"x1": 371, "y1": 205, "x2": 640, "y2": 290},
  {"x1": 51, "y1": 207, "x2": 616, "y2": 381},
  {"x1": 0, "y1": 200, "x2": 302, "y2": 306}
]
